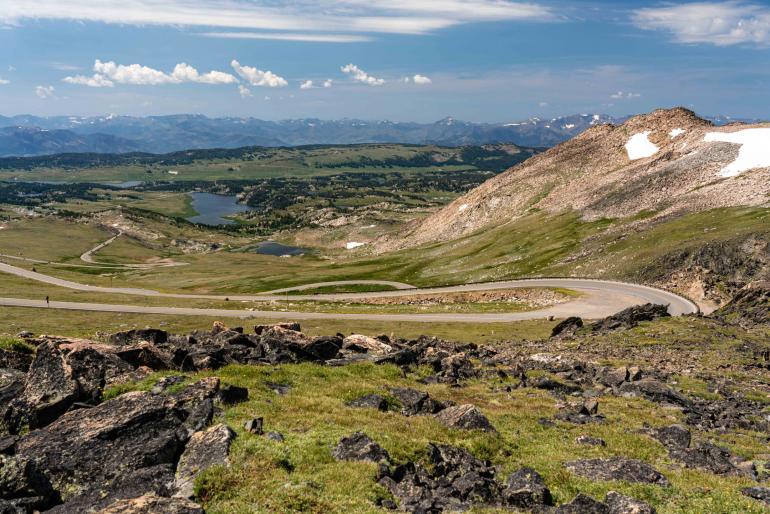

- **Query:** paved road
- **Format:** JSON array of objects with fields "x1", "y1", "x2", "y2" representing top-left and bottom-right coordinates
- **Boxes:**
[{"x1": 0, "y1": 260, "x2": 698, "y2": 322}]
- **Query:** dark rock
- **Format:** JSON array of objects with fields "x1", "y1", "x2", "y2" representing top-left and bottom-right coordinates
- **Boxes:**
[
  {"x1": 332, "y1": 432, "x2": 390, "y2": 463},
  {"x1": 218, "y1": 384, "x2": 248, "y2": 404},
  {"x1": 0, "y1": 455, "x2": 59, "y2": 511},
  {"x1": 244, "y1": 417, "x2": 264, "y2": 435},
  {"x1": 618, "y1": 379, "x2": 692, "y2": 409},
  {"x1": 0, "y1": 435, "x2": 18, "y2": 455},
  {"x1": 0, "y1": 349, "x2": 33, "y2": 373},
  {"x1": 109, "y1": 329, "x2": 168, "y2": 346},
  {"x1": 174, "y1": 423, "x2": 235, "y2": 499},
  {"x1": 598, "y1": 366, "x2": 629, "y2": 388},
  {"x1": 565, "y1": 458, "x2": 669, "y2": 486},
  {"x1": 0, "y1": 369, "x2": 25, "y2": 420},
  {"x1": 434, "y1": 404, "x2": 496, "y2": 432},
  {"x1": 13, "y1": 378, "x2": 218, "y2": 504},
  {"x1": 114, "y1": 343, "x2": 173, "y2": 370},
  {"x1": 98, "y1": 493, "x2": 204, "y2": 513},
  {"x1": 605, "y1": 491, "x2": 656, "y2": 514},
  {"x1": 581, "y1": 399, "x2": 599, "y2": 415},
  {"x1": 255, "y1": 322, "x2": 301, "y2": 335},
  {"x1": 294, "y1": 336, "x2": 341, "y2": 361},
  {"x1": 551, "y1": 317, "x2": 584, "y2": 338},
  {"x1": 575, "y1": 435, "x2": 606, "y2": 447},
  {"x1": 556, "y1": 400, "x2": 604, "y2": 424},
  {"x1": 591, "y1": 304, "x2": 670, "y2": 332},
  {"x1": 742, "y1": 486, "x2": 770, "y2": 505},
  {"x1": 346, "y1": 394, "x2": 388, "y2": 411},
  {"x1": 714, "y1": 282, "x2": 770, "y2": 326},
  {"x1": 3, "y1": 339, "x2": 136, "y2": 433},
  {"x1": 530, "y1": 376, "x2": 582, "y2": 394},
  {"x1": 379, "y1": 444, "x2": 501, "y2": 512},
  {"x1": 668, "y1": 443, "x2": 737, "y2": 475},
  {"x1": 502, "y1": 467, "x2": 553, "y2": 509},
  {"x1": 556, "y1": 494, "x2": 609, "y2": 513},
  {"x1": 390, "y1": 388, "x2": 445, "y2": 416},
  {"x1": 266, "y1": 431, "x2": 284, "y2": 442},
  {"x1": 150, "y1": 375, "x2": 187, "y2": 394},
  {"x1": 266, "y1": 382, "x2": 290, "y2": 396},
  {"x1": 650, "y1": 424, "x2": 691, "y2": 450}
]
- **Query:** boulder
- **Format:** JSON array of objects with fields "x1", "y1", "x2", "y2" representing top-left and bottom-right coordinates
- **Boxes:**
[
  {"x1": 713, "y1": 282, "x2": 770, "y2": 326},
  {"x1": 530, "y1": 376, "x2": 582, "y2": 394},
  {"x1": 575, "y1": 435, "x2": 606, "y2": 447},
  {"x1": 0, "y1": 349, "x2": 33, "y2": 373},
  {"x1": 434, "y1": 404, "x2": 496, "y2": 432},
  {"x1": 174, "y1": 424, "x2": 235, "y2": 499},
  {"x1": 218, "y1": 384, "x2": 248, "y2": 405},
  {"x1": 0, "y1": 455, "x2": 59, "y2": 512},
  {"x1": 254, "y1": 322, "x2": 301, "y2": 335},
  {"x1": 502, "y1": 467, "x2": 553, "y2": 509},
  {"x1": 605, "y1": 491, "x2": 656, "y2": 514},
  {"x1": 565, "y1": 458, "x2": 669, "y2": 486},
  {"x1": 3, "y1": 339, "x2": 137, "y2": 433},
  {"x1": 244, "y1": 417, "x2": 263, "y2": 435},
  {"x1": 618, "y1": 379, "x2": 692, "y2": 409},
  {"x1": 109, "y1": 329, "x2": 168, "y2": 346},
  {"x1": 97, "y1": 493, "x2": 203, "y2": 514},
  {"x1": 668, "y1": 443, "x2": 737, "y2": 475},
  {"x1": 650, "y1": 424, "x2": 691, "y2": 450},
  {"x1": 390, "y1": 388, "x2": 445, "y2": 416},
  {"x1": 598, "y1": 366, "x2": 629, "y2": 388},
  {"x1": 342, "y1": 335, "x2": 393, "y2": 355},
  {"x1": 346, "y1": 394, "x2": 388, "y2": 411},
  {"x1": 556, "y1": 494, "x2": 609, "y2": 513},
  {"x1": 742, "y1": 486, "x2": 770, "y2": 505},
  {"x1": 13, "y1": 378, "x2": 219, "y2": 506},
  {"x1": 591, "y1": 304, "x2": 670, "y2": 332},
  {"x1": 551, "y1": 317, "x2": 584, "y2": 338},
  {"x1": 332, "y1": 432, "x2": 390, "y2": 463}
]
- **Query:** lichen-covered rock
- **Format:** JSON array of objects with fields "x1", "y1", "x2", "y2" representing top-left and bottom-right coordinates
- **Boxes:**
[
  {"x1": 435, "y1": 404, "x2": 496, "y2": 432},
  {"x1": 565, "y1": 458, "x2": 669, "y2": 486},
  {"x1": 346, "y1": 394, "x2": 388, "y2": 411},
  {"x1": 390, "y1": 388, "x2": 445, "y2": 416},
  {"x1": 332, "y1": 432, "x2": 390, "y2": 463},
  {"x1": 97, "y1": 493, "x2": 204, "y2": 514},
  {"x1": 605, "y1": 491, "x2": 656, "y2": 514},
  {"x1": 650, "y1": 424, "x2": 691, "y2": 450},
  {"x1": 174, "y1": 424, "x2": 235, "y2": 499},
  {"x1": 551, "y1": 317, "x2": 584, "y2": 338},
  {"x1": 502, "y1": 467, "x2": 553, "y2": 509},
  {"x1": 591, "y1": 303, "x2": 670, "y2": 332},
  {"x1": 342, "y1": 334, "x2": 393, "y2": 355},
  {"x1": 556, "y1": 494, "x2": 609, "y2": 513},
  {"x1": 618, "y1": 379, "x2": 692, "y2": 409},
  {"x1": 742, "y1": 486, "x2": 770, "y2": 505}
]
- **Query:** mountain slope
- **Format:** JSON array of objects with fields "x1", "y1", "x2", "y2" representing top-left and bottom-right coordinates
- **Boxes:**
[
  {"x1": 0, "y1": 126, "x2": 142, "y2": 156},
  {"x1": 384, "y1": 108, "x2": 770, "y2": 251}
]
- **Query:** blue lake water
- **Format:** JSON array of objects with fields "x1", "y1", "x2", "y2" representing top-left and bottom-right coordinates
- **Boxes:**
[
  {"x1": 186, "y1": 192, "x2": 251, "y2": 226},
  {"x1": 251, "y1": 241, "x2": 308, "y2": 256}
]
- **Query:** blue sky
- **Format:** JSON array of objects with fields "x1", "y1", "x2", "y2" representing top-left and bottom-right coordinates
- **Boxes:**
[{"x1": 1, "y1": 1, "x2": 769, "y2": 122}]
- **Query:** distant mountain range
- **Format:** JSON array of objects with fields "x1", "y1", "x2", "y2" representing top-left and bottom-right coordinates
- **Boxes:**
[{"x1": 0, "y1": 113, "x2": 763, "y2": 157}]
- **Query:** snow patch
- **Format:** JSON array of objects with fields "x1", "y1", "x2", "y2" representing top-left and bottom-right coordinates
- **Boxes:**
[
  {"x1": 625, "y1": 132, "x2": 659, "y2": 160},
  {"x1": 704, "y1": 128, "x2": 770, "y2": 177},
  {"x1": 669, "y1": 128, "x2": 685, "y2": 139},
  {"x1": 458, "y1": 203, "x2": 469, "y2": 212},
  {"x1": 346, "y1": 241, "x2": 365, "y2": 250},
  {"x1": 563, "y1": 124, "x2": 575, "y2": 129}
]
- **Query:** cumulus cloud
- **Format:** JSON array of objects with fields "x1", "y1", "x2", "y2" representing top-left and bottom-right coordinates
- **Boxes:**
[
  {"x1": 0, "y1": 77, "x2": 9, "y2": 85},
  {"x1": 341, "y1": 63, "x2": 385, "y2": 86},
  {"x1": 238, "y1": 84, "x2": 252, "y2": 97},
  {"x1": 1, "y1": 0, "x2": 556, "y2": 37},
  {"x1": 610, "y1": 91, "x2": 641, "y2": 100},
  {"x1": 633, "y1": 2, "x2": 770, "y2": 46},
  {"x1": 231, "y1": 60, "x2": 288, "y2": 88},
  {"x1": 300, "y1": 80, "x2": 314, "y2": 89},
  {"x1": 412, "y1": 74, "x2": 432, "y2": 85},
  {"x1": 63, "y1": 60, "x2": 237, "y2": 87},
  {"x1": 323, "y1": 79, "x2": 333, "y2": 88},
  {"x1": 35, "y1": 85, "x2": 54, "y2": 98}
]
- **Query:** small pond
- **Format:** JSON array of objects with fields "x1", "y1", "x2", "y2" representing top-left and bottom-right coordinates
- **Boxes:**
[
  {"x1": 186, "y1": 192, "x2": 251, "y2": 226},
  {"x1": 251, "y1": 241, "x2": 308, "y2": 256}
]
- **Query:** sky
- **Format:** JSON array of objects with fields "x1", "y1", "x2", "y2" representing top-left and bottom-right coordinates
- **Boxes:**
[{"x1": 1, "y1": 1, "x2": 769, "y2": 122}]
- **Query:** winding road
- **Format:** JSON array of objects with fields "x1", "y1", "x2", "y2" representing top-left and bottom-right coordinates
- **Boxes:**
[{"x1": 0, "y1": 260, "x2": 698, "y2": 322}]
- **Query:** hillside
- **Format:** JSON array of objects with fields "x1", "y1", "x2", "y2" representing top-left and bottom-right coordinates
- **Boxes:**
[{"x1": 386, "y1": 108, "x2": 770, "y2": 251}]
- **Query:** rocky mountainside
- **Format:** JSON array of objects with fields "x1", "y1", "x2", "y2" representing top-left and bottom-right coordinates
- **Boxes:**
[
  {"x1": 0, "y1": 126, "x2": 142, "y2": 157},
  {"x1": 384, "y1": 108, "x2": 770, "y2": 251}
]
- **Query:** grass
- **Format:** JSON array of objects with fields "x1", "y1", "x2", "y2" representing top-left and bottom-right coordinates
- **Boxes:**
[
  {"x1": 99, "y1": 356, "x2": 770, "y2": 513},
  {"x1": 285, "y1": 284, "x2": 400, "y2": 295},
  {"x1": 0, "y1": 335, "x2": 34, "y2": 354}
]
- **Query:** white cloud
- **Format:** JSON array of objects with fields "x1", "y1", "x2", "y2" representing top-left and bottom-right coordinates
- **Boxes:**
[
  {"x1": 63, "y1": 74, "x2": 114, "y2": 87},
  {"x1": 0, "y1": 77, "x2": 9, "y2": 85},
  {"x1": 231, "y1": 60, "x2": 288, "y2": 88},
  {"x1": 538, "y1": 101, "x2": 549, "y2": 107},
  {"x1": 35, "y1": 85, "x2": 55, "y2": 98},
  {"x1": 323, "y1": 79, "x2": 333, "y2": 88},
  {"x1": 610, "y1": 91, "x2": 641, "y2": 100},
  {"x1": 199, "y1": 32, "x2": 372, "y2": 43},
  {"x1": 341, "y1": 63, "x2": 385, "y2": 86},
  {"x1": 238, "y1": 84, "x2": 252, "y2": 97},
  {"x1": 412, "y1": 74, "x2": 432, "y2": 85},
  {"x1": 300, "y1": 80, "x2": 314, "y2": 89},
  {"x1": 50, "y1": 62, "x2": 82, "y2": 71},
  {"x1": 63, "y1": 60, "x2": 237, "y2": 87},
  {"x1": 633, "y1": 2, "x2": 770, "y2": 46},
  {"x1": 1, "y1": 0, "x2": 555, "y2": 37}
]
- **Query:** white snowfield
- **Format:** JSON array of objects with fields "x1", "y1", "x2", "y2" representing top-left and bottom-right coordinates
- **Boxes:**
[
  {"x1": 669, "y1": 128, "x2": 685, "y2": 138},
  {"x1": 704, "y1": 128, "x2": 770, "y2": 177},
  {"x1": 345, "y1": 242, "x2": 365, "y2": 250},
  {"x1": 625, "y1": 131, "x2": 659, "y2": 160}
]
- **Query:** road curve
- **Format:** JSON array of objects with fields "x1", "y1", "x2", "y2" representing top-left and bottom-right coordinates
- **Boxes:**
[
  {"x1": 0, "y1": 260, "x2": 698, "y2": 322},
  {"x1": 262, "y1": 280, "x2": 417, "y2": 294}
]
